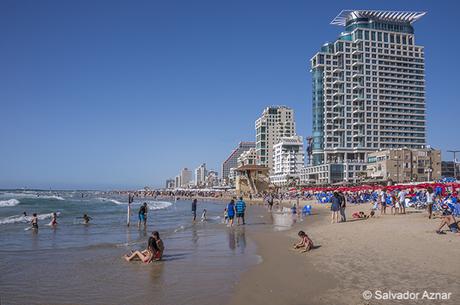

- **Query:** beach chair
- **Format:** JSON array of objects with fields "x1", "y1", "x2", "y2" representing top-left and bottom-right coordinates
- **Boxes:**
[{"x1": 447, "y1": 203, "x2": 460, "y2": 217}]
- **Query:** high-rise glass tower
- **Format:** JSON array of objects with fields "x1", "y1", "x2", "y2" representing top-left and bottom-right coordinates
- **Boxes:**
[{"x1": 310, "y1": 10, "x2": 426, "y2": 169}]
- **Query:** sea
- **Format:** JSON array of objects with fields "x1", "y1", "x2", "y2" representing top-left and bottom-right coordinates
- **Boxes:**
[{"x1": 0, "y1": 190, "x2": 271, "y2": 305}]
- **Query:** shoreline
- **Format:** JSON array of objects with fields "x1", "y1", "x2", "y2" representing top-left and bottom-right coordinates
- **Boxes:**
[{"x1": 230, "y1": 203, "x2": 460, "y2": 305}]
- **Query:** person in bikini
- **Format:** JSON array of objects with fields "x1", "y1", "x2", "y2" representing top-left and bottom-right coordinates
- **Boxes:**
[
  {"x1": 436, "y1": 205, "x2": 460, "y2": 235},
  {"x1": 293, "y1": 230, "x2": 314, "y2": 253},
  {"x1": 124, "y1": 231, "x2": 164, "y2": 263},
  {"x1": 50, "y1": 212, "x2": 58, "y2": 227}
]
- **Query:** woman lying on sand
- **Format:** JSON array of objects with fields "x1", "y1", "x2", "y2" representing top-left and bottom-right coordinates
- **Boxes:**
[
  {"x1": 293, "y1": 230, "x2": 313, "y2": 253},
  {"x1": 124, "y1": 231, "x2": 164, "y2": 263}
]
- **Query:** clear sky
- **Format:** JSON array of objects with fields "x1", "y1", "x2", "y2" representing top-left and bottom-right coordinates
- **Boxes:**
[{"x1": 1, "y1": 0, "x2": 459, "y2": 189}]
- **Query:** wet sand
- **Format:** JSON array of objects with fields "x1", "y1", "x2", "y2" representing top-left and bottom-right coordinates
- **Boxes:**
[{"x1": 231, "y1": 203, "x2": 460, "y2": 305}]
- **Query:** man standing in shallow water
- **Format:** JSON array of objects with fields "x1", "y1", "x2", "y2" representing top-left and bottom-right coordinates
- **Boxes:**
[
  {"x1": 235, "y1": 197, "x2": 246, "y2": 225},
  {"x1": 192, "y1": 199, "x2": 197, "y2": 222}
]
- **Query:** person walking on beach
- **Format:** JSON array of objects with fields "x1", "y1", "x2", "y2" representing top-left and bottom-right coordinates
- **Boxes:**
[
  {"x1": 398, "y1": 189, "x2": 407, "y2": 214},
  {"x1": 192, "y1": 199, "x2": 197, "y2": 222},
  {"x1": 267, "y1": 194, "x2": 274, "y2": 212},
  {"x1": 379, "y1": 189, "x2": 387, "y2": 215},
  {"x1": 138, "y1": 202, "x2": 148, "y2": 229},
  {"x1": 330, "y1": 192, "x2": 340, "y2": 224},
  {"x1": 235, "y1": 197, "x2": 246, "y2": 225},
  {"x1": 426, "y1": 187, "x2": 434, "y2": 219},
  {"x1": 227, "y1": 199, "x2": 236, "y2": 226},
  {"x1": 338, "y1": 192, "x2": 346, "y2": 222}
]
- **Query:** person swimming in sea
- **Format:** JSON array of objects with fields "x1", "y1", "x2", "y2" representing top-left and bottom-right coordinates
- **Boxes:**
[
  {"x1": 31, "y1": 213, "x2": 38, "y2": 231},
  {"x1": 50, "y1": 212, "x2": 58, "y2": 226},
  {"x1": 79, "y1": 214, "x2": 92, "y2": 224}
]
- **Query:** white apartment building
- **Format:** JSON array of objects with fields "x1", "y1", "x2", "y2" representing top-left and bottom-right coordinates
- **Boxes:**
[
  {"x1": 306, "y1": 10, "x2": 426, "y2": 184},
  {"x1": 194, "y1": 163, "x2": 207, "y2": 187},
  {"x1": 255, "y1": 106, "x2": 296, "y2": 171},
  {"x1": 270, "y1": 136, "x2": 305, "y2": 186},
  {"x1": 237, "y1": 148, "x2": 258, "y2": 167}
]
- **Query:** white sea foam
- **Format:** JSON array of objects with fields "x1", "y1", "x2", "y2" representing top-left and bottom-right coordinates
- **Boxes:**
[
  {"x1": 0, "y1": 212, "x2": 60, "y2": 225},
  {"x1": 96, "y1": 197, "x2": 124, "y2": 205},
  {"x1": 147, "y1": 201, "x2": 173, "y2": 210},
  {"x1": 0, "y1": 199, "x2": 20, "y2": 207},
  {"x1": 0, "y1": 192, "x2": 64, "y2": 201}
]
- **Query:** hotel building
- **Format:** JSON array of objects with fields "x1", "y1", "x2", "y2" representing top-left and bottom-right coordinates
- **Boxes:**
[{"x1": 304, "y1": 10, "x2": 427, "y2": 184}]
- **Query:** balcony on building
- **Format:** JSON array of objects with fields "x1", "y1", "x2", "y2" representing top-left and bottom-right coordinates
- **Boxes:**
[
  {"x1": 332, "y1": 66, "x2": 344, "y2": 73},
  {"x1": 352, "y1": 106, "x2": 365, "y2": 114},
  {"x1": 332, "y1": 102, "x2": 345, "y2": 109},
  {"x1": 332, "y1": 91, "x2": 345, "y2": 97},
  {"x1": 352, "y1": 72, "x2": 363, "y2": 79}
]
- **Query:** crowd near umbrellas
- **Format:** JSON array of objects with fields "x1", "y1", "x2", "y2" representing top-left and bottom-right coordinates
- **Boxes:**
[{"x1": 294, "y1": 181, "x2": 460, "y2": 195}]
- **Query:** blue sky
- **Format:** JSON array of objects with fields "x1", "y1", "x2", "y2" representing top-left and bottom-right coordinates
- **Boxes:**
[{"x1": 1, "y1": 0, "x2": 459, "y2": 189}]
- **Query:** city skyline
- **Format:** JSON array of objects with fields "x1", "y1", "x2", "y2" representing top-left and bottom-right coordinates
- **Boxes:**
[{"x1": 1, "y1": 0, "x2": 460, "y2": 189}]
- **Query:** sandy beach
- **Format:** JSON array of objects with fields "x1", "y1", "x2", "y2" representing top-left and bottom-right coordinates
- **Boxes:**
[{"x1": 230, "y1": 203, "x2": 460, "y2": 305}]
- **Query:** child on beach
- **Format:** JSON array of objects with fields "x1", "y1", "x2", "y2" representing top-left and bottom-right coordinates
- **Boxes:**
[
  {"x1": 201, "y1": 209, "x2": 207, "y2": 222},
  {"x1": 224, "y1": 208, "x2": 228, "y2": 224},
  {"x1": 293, "y1": 231, "x2": 313, "y2": 253}
]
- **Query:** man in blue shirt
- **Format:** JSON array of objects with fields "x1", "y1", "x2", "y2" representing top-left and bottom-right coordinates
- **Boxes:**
[{"x1": 235, "y1": 196, "x2": 246, "y2": 225}]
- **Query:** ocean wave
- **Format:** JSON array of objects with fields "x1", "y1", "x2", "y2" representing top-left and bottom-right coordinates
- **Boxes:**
[
  {"x1": 39, "y1": 195, "x2": 65, "y2": 200},
  {"x1": 0, "y1": 199, "x2": 20, "y2": 207},
  {"x1": 0, "y1": 212, "x2": 60, "y2": 225},
  {"x1": 0, "y1": 192, "x2": 64, "y2": 201},
  {"x1": 96, "y1": 197, "x2": 124, "y2": 205},
  {"x1": 147, "y1": 201, "x2": 173, "y2": 210}
]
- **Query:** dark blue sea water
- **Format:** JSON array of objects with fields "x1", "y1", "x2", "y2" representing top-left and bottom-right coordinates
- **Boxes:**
[{"x1": 0, "y1": 190, "x2": 261, "y2": 305}]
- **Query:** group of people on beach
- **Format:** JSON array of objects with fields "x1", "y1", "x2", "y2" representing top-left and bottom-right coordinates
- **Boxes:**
[
  {"x1": 224, "y1": 197, "x2": 246, "y2": 226},
  {"x1": 24, "y1": 211, "x2": 91, "y2": 232},
  {"x1": 323, "y1": 186, "x2": 460, "y2": 236}
]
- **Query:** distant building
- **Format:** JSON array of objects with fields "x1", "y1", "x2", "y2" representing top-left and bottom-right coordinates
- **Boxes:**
[
  {"x1": 270, "y1": 136, "x2": 305, "y2": 186},
  {"x1": 441, "y1": 161, "x2": 460, "y2": 180},
  {"x1": 180, "y1": 168, "x2": 192, "y2": 188},
  {"x1": 165, "y1": 179, "x2": 175, "y2": 189},
  {"x1": 366, "y1": 148, "x2": 441, "y2": 183},
  {"x1": 175, "y1": 175, "x2": 181, "y2": 189},
  {"x1": 205, "y1": 170, "x2": 219, "y2": 187},
  {"x1": 255, "y1": 106, "x2": 296, "y2": 171},
  {"x1": 194, "y1": 163, "x2": 207, "y2": 187},
  {"x1": 221, "y1": 142, "x2": 255, "y2": 183}
]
